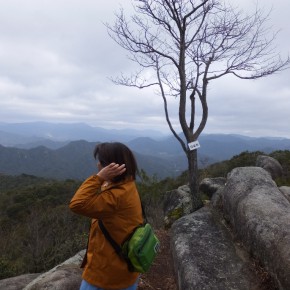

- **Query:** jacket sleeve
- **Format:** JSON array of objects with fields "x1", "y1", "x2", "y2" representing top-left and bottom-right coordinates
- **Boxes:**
[{"x1": 69, "y1": 175, "x2": 119, "y2": 219}]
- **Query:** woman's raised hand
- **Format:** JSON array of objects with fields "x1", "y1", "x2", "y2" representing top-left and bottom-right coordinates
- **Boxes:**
[{"x1": 97, "y1": 163, "x2": 126, "y2": 181}]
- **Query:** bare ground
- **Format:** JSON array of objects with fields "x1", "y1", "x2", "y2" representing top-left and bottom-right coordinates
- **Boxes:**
[{"x1": 138, "y1": 230, "x2": 178, "y2": 290}]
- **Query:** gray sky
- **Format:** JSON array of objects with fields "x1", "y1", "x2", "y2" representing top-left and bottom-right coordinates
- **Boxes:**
[{"x1": 0, "y1": 0, "x2": 289, "y2": 138}]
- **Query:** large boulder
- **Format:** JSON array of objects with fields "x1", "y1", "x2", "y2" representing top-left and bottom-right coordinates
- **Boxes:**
[
  {"x1": 163, "y1": 184, "x2": 192, "y2": 228},
  {"x1": 223, "y1": 167, "x2": 290, "y2": 289},
  {"x1": 199, "y1": 177, "x2": 226, "y2": 198},
  {"x1": 199, "y1": 177, "x2": 226, "y2": 210},
  {"x1": 171, "y1": 206, "x2": 263, "y2": 290},
  {"x1": 279, "y1": 186, "x2": 290, "y2": 202},
  {"x1": 23, "y1": 250, "x2": 85, "y2": 290},
  {"x1": 0, "y1": 274, "x2": 40, "y2": 290},
  {"x1": 256, "y1": 155, "x2": 283, "y2": 179}
]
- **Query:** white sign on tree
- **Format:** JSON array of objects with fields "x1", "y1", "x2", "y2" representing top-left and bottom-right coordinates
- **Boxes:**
[{"x1": 188, "y1": 141, "x2": 200, "y2": 151}]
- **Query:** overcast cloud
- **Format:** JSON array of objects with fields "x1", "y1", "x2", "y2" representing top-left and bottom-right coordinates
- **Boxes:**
[{"x1": 0, "y1": 0, "x2": 289, "y2": 138}]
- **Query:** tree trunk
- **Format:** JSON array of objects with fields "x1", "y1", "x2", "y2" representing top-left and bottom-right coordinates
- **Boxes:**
[{"x1": 187, "y1": 149, "x2": 203, "y2": 211}]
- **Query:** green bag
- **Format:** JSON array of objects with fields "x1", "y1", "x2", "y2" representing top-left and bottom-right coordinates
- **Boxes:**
[
  {"x1": 99, "y1": 221, "x2": 160, "y2": 273},
  {"x1": 122, "y1": 223, "x2": 160, "y2": 273}
]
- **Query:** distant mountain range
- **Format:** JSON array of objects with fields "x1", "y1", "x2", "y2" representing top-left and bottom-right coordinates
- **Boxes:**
[
  {"x1": 0, "y1": 121, "x2": 166, "y2": 145},
  {"x1": 0, "y1": 141, "x2": 186, "y2": 180},
  {"x1": 0, "y1": 122, "x2": 290, "y2": 180}
]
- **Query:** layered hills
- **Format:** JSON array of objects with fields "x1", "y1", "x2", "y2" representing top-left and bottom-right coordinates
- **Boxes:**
[{"x1": 0, "y1": 122, "x2": 290, "y2": 180}]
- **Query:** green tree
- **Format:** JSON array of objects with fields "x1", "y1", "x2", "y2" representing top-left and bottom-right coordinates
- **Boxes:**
[{"x1": 107, "y1": 0, "x2": 290, "y2": 211}]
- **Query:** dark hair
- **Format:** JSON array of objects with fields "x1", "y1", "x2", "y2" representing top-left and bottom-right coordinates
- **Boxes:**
[{"x1": 93, "y1": 142, "x2": 138, "y2": 183}]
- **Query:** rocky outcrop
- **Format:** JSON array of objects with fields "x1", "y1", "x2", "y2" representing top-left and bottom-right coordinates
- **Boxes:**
[
  {"x1": 199, "y1": 177, "x2": 226, "y2": 198},
  {"x1": 279, "y1": 186, "x2": 290, "y2": 202},
  {"x1": 199, "y1": 177, "x2": 226, "y2": 209},
  {"x1": 22, "y1": 250, "x2": 85, "y2": 290},
  {"x1": 0, "y1": 250, "x2": 84, "y2": 290},
  {"x1": 171, "y1": 206, "x2": 261, "y2": 290},
  {"x1": 256, "y1": 155, "x2": 283, "y2": 179},
  {"x1": 163, "y1": 184, "x2": 193, "y2": 228},
  {"x1": 0, "y1": 274, "x2": 40, "y2": 290},
  {"x1": 171, "y1": 160, "x2": 290, "y2": 289},
  {"x1": 223, "y1": 167, "x2": 290, "y2": 290}
]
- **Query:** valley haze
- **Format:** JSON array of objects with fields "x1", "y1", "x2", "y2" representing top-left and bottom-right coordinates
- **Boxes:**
[{"x1": 0, "y1": 122, "x2": 289, "y2": 180}]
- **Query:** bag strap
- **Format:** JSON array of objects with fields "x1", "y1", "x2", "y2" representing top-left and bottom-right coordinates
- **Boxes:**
[
  {"x1": 98, "y1": 220, "x2": 135, "y2": 271},
  {"x1": 98, "y1": 199, "x2": 146, "y2": 251},
  {"x1": 98, "y1": 220, "x2": 122, "y2": 255},
  {"x1": 97, "y1": 191, "x2": 146, "y2": 269}
]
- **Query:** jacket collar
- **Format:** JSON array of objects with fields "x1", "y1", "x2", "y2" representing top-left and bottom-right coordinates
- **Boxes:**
[{"x1": 101, "y1": 176, "x2": 134, "y2": 191}]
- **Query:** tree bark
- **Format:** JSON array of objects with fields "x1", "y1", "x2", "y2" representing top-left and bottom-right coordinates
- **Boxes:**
[{"x1": 187, "y1": 149, "x2": 203, "y2": 211}]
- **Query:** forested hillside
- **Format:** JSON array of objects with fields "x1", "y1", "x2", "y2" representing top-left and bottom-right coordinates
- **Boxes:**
[
  {"x1": 201, "y1": 150, "x2": 290, "y2": 186},
  {"x1": 0, "y1": 141, "x2": 187, "y2": 180},
  {"x1": 0, "y1": 176, "x2": 87, "y2": 279},
  {"x1": 0, "y1": 150, "x2": 289, "y2": 280}
]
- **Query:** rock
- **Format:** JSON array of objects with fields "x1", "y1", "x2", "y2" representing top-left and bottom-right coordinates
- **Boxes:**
[
  {"x1": 163, "y1": 185, "x2": 192, "y2": 228},
  {"x1": 171, "y1": 206, "x2": 261, "y2": 290},
  {"x1": 23, "y1": 250, "x2": 85, "y2": 290},
  {"x1": 199, "y1": 177, "x2": 226, "y2": 210},
  {"x1": 279, "y1": 186, "x2": 290, "y2": 202},
  {"x1": 223, "y1": 167, "x2": 290, "y2": 289},
  {"x1": 256, "y1": 155, "x2": 283, "y2": 179},
  {"x1": 199, "y1": 177, "x2": 226, "y2": 198},
  {"x1": 210, "y1": 187, "x2": 224, "y2": 210},
  {"x1": 24, "y1": 265, "x2": 82, "y2": 290},
  {"x1": 0, "y1": 273, "x2": 40, "y2": 290}
]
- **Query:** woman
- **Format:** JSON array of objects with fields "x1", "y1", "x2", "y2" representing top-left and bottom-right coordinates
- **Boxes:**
[{"x1": 70, "y1": 142, "x2": 143, "y2": 290}]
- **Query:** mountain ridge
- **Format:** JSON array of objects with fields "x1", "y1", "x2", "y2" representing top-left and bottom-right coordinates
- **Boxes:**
[
  {"x1": 0, "y1": 121, "x2": 167, "y2": 145},
  {"x1": 0, "y1": 141, "x2": 186, "y2": 180},
  {"x1": 1, "y1": 122, "x2": 290, "y2": 180}
]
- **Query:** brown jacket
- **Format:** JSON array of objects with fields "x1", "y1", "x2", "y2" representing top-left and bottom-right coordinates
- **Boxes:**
[{"x1": 69, "y1": 174, "x2": 143, "y2": 289}]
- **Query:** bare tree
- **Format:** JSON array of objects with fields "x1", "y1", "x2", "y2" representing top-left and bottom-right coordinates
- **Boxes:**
[{"x1": 107, "y1": 0, "x2": 290, "y2": 211}]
